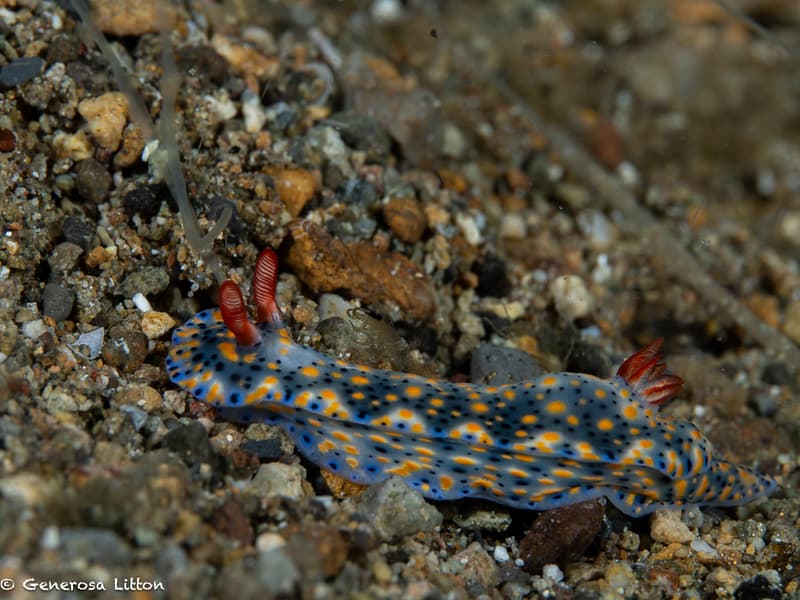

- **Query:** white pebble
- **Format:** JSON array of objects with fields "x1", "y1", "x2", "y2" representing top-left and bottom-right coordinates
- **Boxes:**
[
  {"x1": 22, "y1": 319, "x2": 47, "y2": 339},
  {"x1": 492, "y1": 545, "x2": 510, "y2": 564},
  {"x1": 455, "y1": 213, "x2": 482, "y2": 245},
  {"x1": 690, "y1": 538, "x2": 719, "y2": 557},
  {"x1": 256, "y1": 532, "x2": 286, "y2": 553},
  {"x1": 499, "y1": 213, "x2": 527, "y2": 239},
  {"x1": 242, "y1": 89, "x2": 267, "y2": 133},
  {"x1": 550, "y1": 275, "x2": 593, "y2": 321},
  {"x1": 132, "y1": 292, "x2": 153, "y2": 313},
  {"x1": 542, "y1": 564, "x2": 564, "y2": 583}
]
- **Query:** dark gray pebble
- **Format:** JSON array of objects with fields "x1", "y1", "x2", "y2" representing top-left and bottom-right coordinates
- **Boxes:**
[
  {"x1": 163, "y1": 421, "x2": 217, "y2": 468},
  {"x1": 0, "y1": 56, "x2": 45, "y2": 88},
  {"x1": 62, "y1": 216, "x2": 96, "y2": 250},
  {"x1": 42, "y1": 282, "x2": 74, "y2": 322},
  {"x1": 357, "y1": 476, "x2": 442, "y2": 542},
  {"x1": 74, "y1": 158, "x2": 111, "y2": 204}
]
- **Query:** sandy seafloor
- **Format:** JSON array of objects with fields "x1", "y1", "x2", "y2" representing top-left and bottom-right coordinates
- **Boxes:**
[{"x1": 1, "y1": 0, "x2": 800, "y2": 598}]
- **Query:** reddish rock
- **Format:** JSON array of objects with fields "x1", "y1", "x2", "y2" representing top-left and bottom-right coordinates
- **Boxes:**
[{"x1": 284, "y1": 220, "x2": 435, "y2": 320}]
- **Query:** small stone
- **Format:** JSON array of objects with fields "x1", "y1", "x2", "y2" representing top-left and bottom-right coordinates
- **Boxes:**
[
  {"x1": 782, "y1": 300, "x2": 800, "y2": 345},
  {"x1": 357, "y1": 476, "x2": 442, "y2": 542},
  {"x1": 447, "y1": 541, "x2": 498, "y2": 590},
  {"x1": 78, "y1": 92, "x2": 129, "y2": 151},
  {"x1": 471, "y1": 343, "x2": 544, "y2": 386},
  {"x1": 247, "y1": 463, "x2": 306, "y2": 501},
  {"x1": 91, "y1": 0, "x2": 167, "y2": 36},
  {"x1": 113, "y1": 124, "x2": 145, "y2": 169},
  {"x1": 474, "y1": 254, "x2": 512, "y2": 298},
  {"x1": 59, "y1": 528, "x2": 132, "y2": 567},
  {"x1": 327, "y1": 110, "x2": 391, "y2": 164},
  {"x1": 519, "y1": 499, "x2": 604, "y2": 574},
  {"x1": 542, "y1": 564, "x2": 564, "y2": 583},
  {"x1": 123, "y1": 183, "x2": 167, "y2": 219},
  {"x1": 62, "y1": 217, "x2": 95, "y2": 251},
  {"x1": 102, "y1": 330, "x2": 148, "y2": 372},
  {"x1": 0, "y1": 128, "x2": 15, "y2": 152},
  {"x1": 0, "y1": 56, "x2": 44, "y2": 88},
  {"x1": 42, "y1": 282, "x2": 74, "y2": 322},
  {"x1": 383, "y1": 197, "x2": 426, "y2": 243},
  {"x1": 256, "y1": 549, "x2": 300, "y2": 596},
  {"x1": 48, "y1": 242, "x2": 83, "y2": 274},
  {"x1": 141, "y1": 311, "x2": 176, "y2": 339},
  {"x1": 266, "y1": 167, "x2": 317, "y2": 217},
  {"x1": 493, "y1": 545, "x2": 510, "y2": 564},
  {"x1": 285, "y1": 220, "x2": 435, "y2": 320},
  {"x1": 211, "y1": 34, "x2": 279, "y2": 82},
  {"x1": 256, "y1": 532, "x2": 286, "y2": 553},
  {"x1": 163, "y1": 421, "x2": 219, "y2": 468},
  {"x1": 74, "y1": 158, "x2": 112, "y2": 204},
  {"x1": 52, "y1": 130, "x2": 93, "y2": 161},
  {"x1": 21, "y1": 319, "x2": 47, "y2": 340},
  {"x1": 119, "y1": 266, "x2": 170, "y2": 298},
  {"x1": 650, "y1": 509, "x2": 694, "y2": 544},
  {"x1": 550, "y1": 275, "x2": 593, "y2": 321},
  {"x1": 284, "y1": 524, "x2": 349, "y2": 579},
  {"x1": 113, "y1": 385, "x2": 162, "y2": 412},
  {"x1": 499, "y1": 213, "x2": 527, "y2": 240}
]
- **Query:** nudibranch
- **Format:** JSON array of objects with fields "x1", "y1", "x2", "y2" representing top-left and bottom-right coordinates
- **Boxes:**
[{"x1": 166, "y1": 249, "x2": 776, "y2": 516}]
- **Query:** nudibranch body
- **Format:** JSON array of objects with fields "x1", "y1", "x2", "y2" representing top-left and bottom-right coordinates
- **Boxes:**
[{"x1": 166, "y1": 249, "x2": 776, "y2": 516}]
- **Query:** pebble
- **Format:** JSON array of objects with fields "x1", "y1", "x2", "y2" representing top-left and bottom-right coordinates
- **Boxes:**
[
  {"x1": 123, "y1": 183, "x2": 166, "y2": 219},
  {"x1": 383, "y1": 197, "x2": 426, "y2": 243},
  {"x1": 48, "y1": 242, "x2": 83, "y2": 274},
  {"x1": 52, "y1": 130, "x2": 93, "y2": 161},
  {"x1": 42, "y1": 282, "x2": 75, "y2": 322},
  {"x1": 91, "y1": 0, "x2": 166, "y2": 35},
  {"x1": 327, "y1": 110, "x2": 392, "y2": 164},
  {"x1": 74, "y1": 158, "x2": 112, "y2": 204},
  {"x1": 0, "y1": 56, "x2": 44, "y2": 88},
  {"x1": 61, "y1": 217, "x2": 96, "y2": 250},
  {"x1": 242, "y1": 89, "x2": 267, "y2": 133},
  {"x1": 493, "y1": 545, "x2": 511, "y2": 564},
  {"x1": 21, "y1": 319, "x2": 47, "y2": 340},
  {"x1": 119, "y1": 266, "x2": 170, "y2": 298},
  {"x1": 162, "y1": 421, "x2": 219, "y2": 468},
  {"x1": 499, "y1": 213, "x2": 527, "y2": 240},
  {"x1": 518, "y1": 499, "x2": 604, "y2": 574},
  {"x1": 550, "y1": 275, "x2": 594, "y2": 321},
  {"x1": 77, "y1": 92, "x2": 129, "y2": 151},
  {"x1": 141, "y1": 311, "x2": 176, "y2": 339},
  {"x1": 113, "y1": 384, "x2": 162, "y2": 413},
  {"x1": 211, "y1": 33, "x2": 279, "y2": 83},
  {"x1": 357, "y1": 476, "x2": 443, "y2": 541},
  {"x1": 247, "y1": 462, "x2": 307, "y2": 501},
  {"x1": 0, "y1": 128, "x2": 15, "y2": 152},
  {"x1": 58, "y1": 527, "x2": 132, "y2": 567},
  {"x1": 542, "y1": 564, "x2": 564, "y2": 583},
  {"x1": 256, "y1": 549, "x2": 300, "y2": 596},
  {"x1": 470, "y1": 343, "x2": 544, "y2": 386},
  {"x1": 446, "y1": 541, "x2": 498, "y2": 591},
  {"x1": 102, "y1": 329, "x2": 148, "y2": 372},
  {"x1": 284, "y1": 524, "x2": 349, "y2": 579},
  {"x1": 782, "y1": 300, "x2": 800, "y2": 344},
  {"x1": 256, "y1": 532, "x2": 286, "y2": 553},
  {"x1": 285, "y1": 220, "x2": 435, "y2": 320},
  {"x1": 650, "y1": 510, "x2": 694, "y2": 544},
  {"x1": 474, "y1": 254, "x2": 512, "y2": 298},
  {"x1": 266, "y1": 167, "x2": 317, "y2": 217}
]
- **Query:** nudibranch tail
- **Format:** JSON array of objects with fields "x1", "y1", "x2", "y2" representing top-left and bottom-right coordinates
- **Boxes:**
[{"x1": 616, "y1": 338, "x2": 683, "y2": 407}]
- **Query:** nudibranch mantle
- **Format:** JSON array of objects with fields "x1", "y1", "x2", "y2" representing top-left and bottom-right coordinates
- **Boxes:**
[{"x1": 166, "y1": 249, "x2": 776, "y2": 517}]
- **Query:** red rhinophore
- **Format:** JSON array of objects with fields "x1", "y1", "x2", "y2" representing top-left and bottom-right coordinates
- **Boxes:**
[
  {"x1": 253, "y1": 248, "x2": 283, "y2": 324},
  {"x1": 219, "y1": 280, "x2": 262, "y2": 346},
  {"x1": 617, "y1": 338, "x2": 683, "y2": 407}
]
